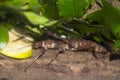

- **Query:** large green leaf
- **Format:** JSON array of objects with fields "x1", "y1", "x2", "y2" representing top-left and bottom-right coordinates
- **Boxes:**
[
  {"x1": 24, "y1": 12, "x2": 49, "y2": 25},
  {"x1": 41, "y1": 0, "x2": 60, "y2": 19},
  {"x1": 57, "y1": 0, "x2": 94, "y2": 19},
  {"x1": 0, "y1": 4, "x2": 31, "y2": 25},
  {"x1": 102, "y1": 0, "x2": 120, "y2": 34},
  {"x1": 24, "y1": 11, "x2": 58, "y2": 26},
  {"x1": 0, "y1": 0, "x2": 13, "y2": 2},
  {"x1": 0, "y1": 24, "x2": 9, "y2": 50},
  {"x1": 0, "y1": 0, "x2": 28, "y2": 7}
]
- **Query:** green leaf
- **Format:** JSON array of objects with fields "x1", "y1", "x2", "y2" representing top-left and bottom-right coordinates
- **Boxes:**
[
  {"x1": 86, "y1": 0, "x2": 120, "y2": 38},
  {"x1": 0, "y1": 4, "x2": 31, "y2": 25},
  {"x1": 57, "y1": 0, "x2": 94, "y2": 19},
  {"x1": 0, "y1": 0, "x2": 13, "y2": 2},
  {"x1": 85, "y1": 10, "x2": 104, "y2": 24},
  {"x1": 42, "y1": 0, "x2": 60, "y2": 19},
  {"x1": 24, "y1": 12, "x2": 49, "y2": 25},
  {"x1": 0, "y1": 24, "x2": 9, "y2": 50},
  {"x1": 72, "y1": 23, "x2": 100, "y2": 36},
  {"x1": 93, "y1": 36, "x2": 101, "y2": 42},
  {"x1": 113, "y1": 40, "x2": 120, "y2": 52},
  {"x1": 28, "y1": 0, "x2": 41, "y2": 12},
  {"x1": 43, "y1": 20, "x2": 58, "y2": 26},
  {"x1": 102, "y1": 0, "x2": 120, "y2": 34},
  {"x1": 2, "y1": 0, "x2": 28, "y2": 7}
]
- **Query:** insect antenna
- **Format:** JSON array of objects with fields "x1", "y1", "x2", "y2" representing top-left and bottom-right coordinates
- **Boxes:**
[
  {"x1": 17, "y1": 44, "x2": 32, "y2": 50},
  {"x1": 12, "y1": 33, "x2": 34, "y2": 42},
  {"x1": 12, "y1": 35, "x2": 27, "y2": 42}
]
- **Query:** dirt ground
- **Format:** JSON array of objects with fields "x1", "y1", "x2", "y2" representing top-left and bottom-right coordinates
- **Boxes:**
[
  {"x1": 0, "y1": 48, "x2": 120, "y2": 80},
  {"x1": 0, "y1": 0, "x2": 120, "y2": 80}
]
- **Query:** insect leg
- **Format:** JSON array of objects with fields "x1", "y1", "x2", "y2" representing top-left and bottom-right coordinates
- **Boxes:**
[
  {"x1": 92, "y1": 51, "x2": 99, "y2": 59},
  {"x1": 93, "y1": 51, "x2": 109, "y2": 59},
  {"x1": 81, "y1": 46, "x2": 98, "y2": 59},
  {"x1": 24, "y1": 48, "x2": 46, "y2": 72},
  {"x1": 48, "y1": 49, "x2": 65, "y2": 66}
]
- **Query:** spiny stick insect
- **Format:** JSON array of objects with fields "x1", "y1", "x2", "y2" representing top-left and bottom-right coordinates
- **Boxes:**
[{"x1": 13, "y1": 32, "x2": 110, "y2": 72}]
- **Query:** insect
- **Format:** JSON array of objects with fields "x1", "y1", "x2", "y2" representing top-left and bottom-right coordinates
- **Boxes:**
[
  {"x1": 24, "y1": 37, "x2": 110, "y2": 71},
  {"x1": 34, "y1": 38, "x2": 109, "y2": 58}
]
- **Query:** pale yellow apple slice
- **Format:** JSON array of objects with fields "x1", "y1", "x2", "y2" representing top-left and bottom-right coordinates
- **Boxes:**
[{"x1": 0, "y1": 29, "x2": 33, "y2": 59}]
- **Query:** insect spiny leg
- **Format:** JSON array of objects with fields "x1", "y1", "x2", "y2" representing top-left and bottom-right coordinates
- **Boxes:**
[
  {"x1": 24, "y1": 49, "x2": 46, "y2": 72},
  {"x1": 48, "y1": 53, "x2": 59, "y2": 66},
  {"x1": 48, "y1": 49, "x2": 64, "y2": 66}
]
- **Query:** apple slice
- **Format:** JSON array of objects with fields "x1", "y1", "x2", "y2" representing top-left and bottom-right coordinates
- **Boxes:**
[{"x1": 0, "y1": 29, "x2": 33, "y2": 59}]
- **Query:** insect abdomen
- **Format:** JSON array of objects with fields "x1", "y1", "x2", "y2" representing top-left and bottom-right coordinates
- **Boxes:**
[{"x1": 68, "y1": 39, "x2": 107, "y2": 53}]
